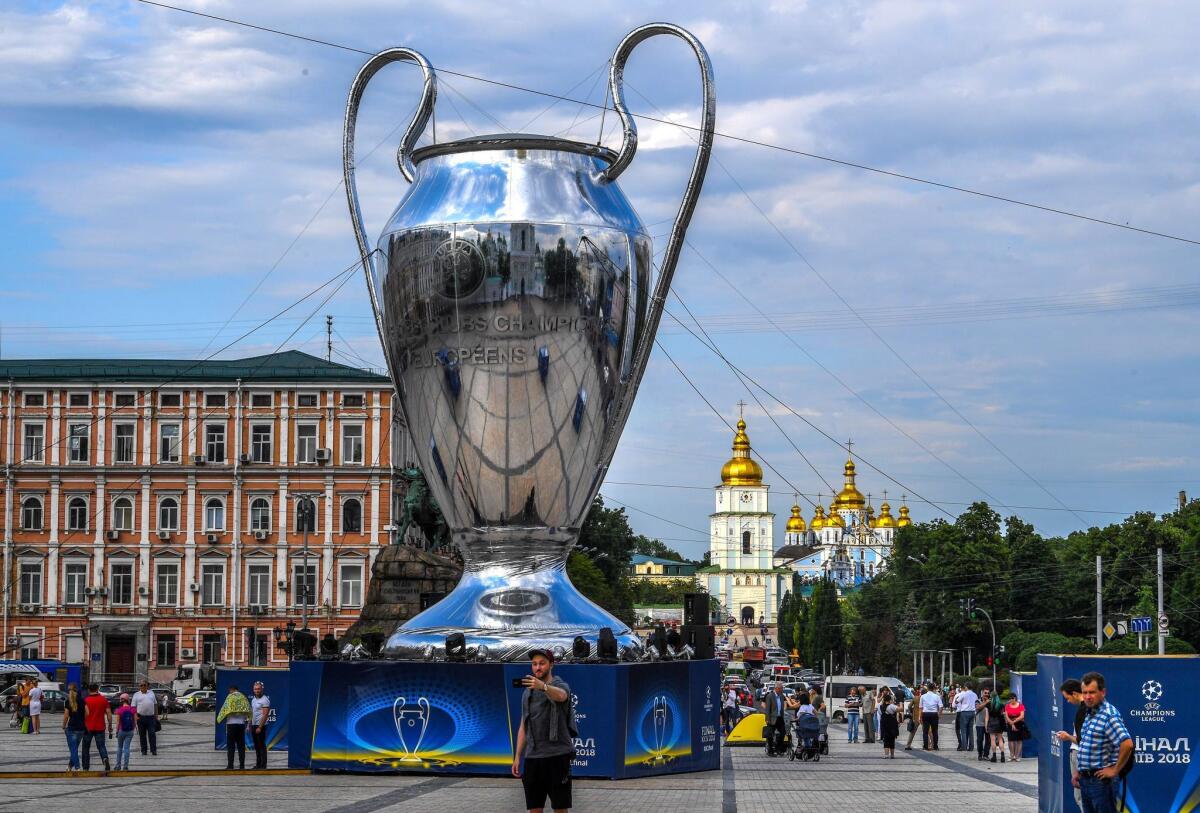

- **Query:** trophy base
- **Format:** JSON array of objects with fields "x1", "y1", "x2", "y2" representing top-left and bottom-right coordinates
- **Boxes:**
[{"x1": 382, "y1": 565, "x2": 642, "y2": 661}]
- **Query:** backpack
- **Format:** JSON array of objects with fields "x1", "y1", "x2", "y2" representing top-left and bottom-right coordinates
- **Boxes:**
[{"x1": 118, "y1": 708, "x2": 136, "y2": 732}]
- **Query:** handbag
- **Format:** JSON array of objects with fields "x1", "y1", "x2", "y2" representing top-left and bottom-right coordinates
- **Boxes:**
[
  {"x1": 154, "y1": 717, "x2": 162, "y2": 733},
  {"x1": 20, "y1": 717, "x2": 30, "y2": 734}
]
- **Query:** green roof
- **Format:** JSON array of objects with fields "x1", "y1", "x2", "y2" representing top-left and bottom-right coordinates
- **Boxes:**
[{"x1": 0, "y1": 351, "x2": 390, "y2": 383}]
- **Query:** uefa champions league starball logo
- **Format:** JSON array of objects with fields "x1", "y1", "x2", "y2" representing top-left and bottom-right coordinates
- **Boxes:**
[{"x1": 1142, "y1": 680, "x2": 1164, "y2": 702}]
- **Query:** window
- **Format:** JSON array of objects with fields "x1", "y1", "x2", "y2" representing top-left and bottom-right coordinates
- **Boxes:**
[
  {"x1": 342, "y1": 498, "x2": 362, "y2": 533},
  {"x1": 296, "y1": 393, "x2": 318, "y2": 408},
  {"x1": 248, "y1": 634, "x2": 269, "y2": 667},
  {"x1": 68, "y1": 423, "x2": 90, "y2": 463},
  {"x1": 156, "y1": 562, "x2": 179, "y2": 606},
  {"x1": 64, "y1": 563, "x2": 87, "y2": 605},
  {"x1": 21, "y1": 497, "x2": 43, "y2": 530},
  {"x1": 205, "y1": 424, "x2": 225, "y2": 462},
  {"x1": 339, "y1": 563, "x2": 363, "y2": 607},
  {"x1": 19, "y1": 635, "x2": 39, "y2": 660},
  {"x1": 23, "y1": 392, "x2": 45, "y2": 407},
  {"x1": 156, "y1": 635, "x2": 177, "y2": 667},
  {"x1": 201, "y1": 562, "x2": 225, "y2": 606},
  {"x1": 296, "y1": 424, "x2": 318, "y2": 463},
  {"x1": 295, "y1": 498, "x2": 317, "y2": 533},
  {"x1": 159, "y1": 423, "x2": 181, "y2": 462},
  {"x1": 250, "y1": 393, "x2": 272, "y2": 408},
  {"x1": 342, "y1": 394, "x2": 364, "y2": 408},
  {"x1": 114, "y1": 393, "x2": 136, "y2": 408},
  {"x1": 158, "y1": 497, "x2": 179, "y2": 531},
  {"x1": 112, "y1": 497, "x2": 133, "y2": 531},
  {"x1": 204, "y1": 498, "x2": 225, "y2": 532},
  {"x1": 19, "y1": 562, "x2": 43, "y2": 605},
  {"x1": 249, "y1": 498, "x2": 271, "y2": 533},
  {"x1": 22, "y1": 424, "x2": 44, "y2": 462},
  {"x1": 741, "y1": 530, "x2": 752, "y2": 555},
  {"x1": 205, "y1": 393, "x2": 227, "y2": 408},
  {"x1": 109, "y1": 562, "x2": 133, "y2": 605},
  {"x1": 293, "y1": 563, "x2": 317, "y2": 607},
  {"x1": 202, "y1": 632, "x2": 224, "y2": 664},
  {"x1": 114, "y1": 423, "x2": 135, "y2": 463},
  {"x1": 67, "y1": 497, "x2": 88, "y2": 531},
  {"x1": 69, "y1": 392, "x2": 90, "y2": 407},
  {"x1": 247, "y1": 563, "x2": 271, "y2": 608},
  {"x1": 159, "y1": 393, "x2": 181, "y2": 408},
  {"x1": 342, "y1": 424, "x2": 364, "y2": 464},
  {"x1": 251, "y1": 424, "x2": 272, "y2": 463}
]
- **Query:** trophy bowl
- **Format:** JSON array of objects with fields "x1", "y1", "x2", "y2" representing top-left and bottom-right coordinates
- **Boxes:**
[{"x1": 344, "y1": 25, "x2": 715, "y2": 660}]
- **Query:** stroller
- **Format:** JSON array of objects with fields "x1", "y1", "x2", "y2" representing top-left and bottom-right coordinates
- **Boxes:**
[{"x1": 789, "y1": 712, "x2": 822, "y2": 761}]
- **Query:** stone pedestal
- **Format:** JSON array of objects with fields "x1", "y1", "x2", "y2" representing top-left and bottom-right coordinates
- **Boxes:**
[{"x1": 342, "y1": 545, "x2": 462, "y2": 645}]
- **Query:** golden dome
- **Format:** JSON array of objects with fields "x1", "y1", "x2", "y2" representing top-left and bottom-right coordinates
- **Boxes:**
[
  {"x1": 786, "y1": 503, "x2": 807, "y2": 533},
  {"x1": 720, "y1": 418, "x2": 763, "y2": 486},
  {"x1": 865, "y1": 504, "x2": 877, "y2": 529},
  {"x1": 830, "y1": 458, "x2": 866, "y2": 510},
  {"x1": 875, "y1": 501, "x2": 897, "y2": 528},
  {"x1": 897, "y1": 503, "x2": 912, "y2": 528},
  {"x1": 826, "y1": 510, "x2": 846, "y2": 528},
  {"x1": 810, "y1": 503, "x2": 826, "y2": 530}
]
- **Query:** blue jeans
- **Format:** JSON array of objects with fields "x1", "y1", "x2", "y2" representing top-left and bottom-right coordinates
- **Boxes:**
[
  {"x1": 81, "y1": 730, "x2": 109, "y2": 770},
  {"x1": 846, "y1": 711, "x2": 860, "y2": 742},
  {"x1": 1079, "y1": 775, "x2": 1117, "y2": 813},
  {"x1": 116, "y1": 730, "x2": 135, "y2": 770},
  {"x1": 64, "y1": 728, "x2": 82, "y2": 769},
  {"x1": 956, "y1": 711, "x2": 975, "y2": 750}
]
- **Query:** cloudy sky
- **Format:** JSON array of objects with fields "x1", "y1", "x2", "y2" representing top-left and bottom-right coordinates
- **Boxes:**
[{"x1": 2, "y1": 1, "x2": 1198, "y2": 555}]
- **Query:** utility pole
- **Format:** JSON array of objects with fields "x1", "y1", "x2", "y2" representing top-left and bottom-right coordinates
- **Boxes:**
[
  {"x1": 976, "y1": 607, "x2": 998, "y2": 692},
  {"x1": 326, "y1": 315, "x2": 333, "y2": 362},
  {"x1": 1096, "y1": 555, "x2": 1103, "y2": 650},
  {"x1": 1158, "y1": 547, "x2": 1166, "y2": 656}
]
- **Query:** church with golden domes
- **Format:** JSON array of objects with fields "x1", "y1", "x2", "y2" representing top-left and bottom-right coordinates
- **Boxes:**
[
  {"x1": 695, "y1": 417, "x2": 794, "y2": 625},
  {"x1": 774, "y1": 454, "x2": 913, "y2": 591}
]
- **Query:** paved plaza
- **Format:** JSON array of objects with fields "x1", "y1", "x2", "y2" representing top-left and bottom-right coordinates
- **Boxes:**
[{"x1": 0, "y1": 714, "x2": 1037, "y2": 812}]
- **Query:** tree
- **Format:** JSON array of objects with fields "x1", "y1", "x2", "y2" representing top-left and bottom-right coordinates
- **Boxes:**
[
  {"x1": 567, "y1": 550, "x2": 614, "y2": 613},
  {"x1": 804, "y1": 578, "x2": 844, "y2": 670},
  {"x1": 631, "y1": 535, "x2": 688, "y2": 562}
]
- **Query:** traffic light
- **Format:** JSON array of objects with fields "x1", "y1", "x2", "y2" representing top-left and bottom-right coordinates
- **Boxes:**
[
  {"x1": 986, "y1": 656, "x2": 993, "y2": 667},
  {"x1": 967, "y1": 598, "x2": 977, "y2": 619}
]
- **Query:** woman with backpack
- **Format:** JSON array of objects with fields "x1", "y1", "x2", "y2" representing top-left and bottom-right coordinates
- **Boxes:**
[
  {"x1": 114, "y1": 694, "x2": 138, "y2": 771},
  {"x1": 986, "y1": 691, "x2": 1007, "y2": 762}
]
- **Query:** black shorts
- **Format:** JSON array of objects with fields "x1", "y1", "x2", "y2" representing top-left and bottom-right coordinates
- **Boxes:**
[{"x1": 522, "y1": 753, "x2": 572, "y2": 810}]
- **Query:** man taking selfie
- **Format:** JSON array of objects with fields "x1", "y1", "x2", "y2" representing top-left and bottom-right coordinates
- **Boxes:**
[{"x1": 512, "y1": 648, "x2": 575, "y2": 813}]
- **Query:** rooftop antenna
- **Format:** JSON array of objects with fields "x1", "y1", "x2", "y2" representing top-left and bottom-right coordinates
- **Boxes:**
[{"x1": 326, "y1": 315, "x2": 333, "y2": 362}]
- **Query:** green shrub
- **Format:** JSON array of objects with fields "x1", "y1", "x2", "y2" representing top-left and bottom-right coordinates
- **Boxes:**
[{"x1": 1098, "y1": 636, "x2": 1196, "y2": 655}]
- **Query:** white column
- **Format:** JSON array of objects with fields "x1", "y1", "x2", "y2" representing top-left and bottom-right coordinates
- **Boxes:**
[
  {"x1": 371, "y1": 392, "x2": 382, "y2": 465},
  {"x1": 276, "y1": 477, "x2": 288, "y2": 609},
  {"x1": 279, "y1": 396, "x2": 289, "y2": 465},
  {"x1": 97, "y1": 395, "x2": 107, "y2": 464},
  {"x1": 47, "y1": 476, "x2": 60, "y2": 613},
  {"x1": 184, "y1": 474, "x2": 196, "y2": 610},
  {"x1": 187, "y1": 391, "x2": 198, "y2": 458},
  {"x1": 93, "y1": 477, "x2": 106, "y2": 587},
  {"x1": 139, "y1": 476, "x2": 151, "y2": 609},
  {"x1": 322, "y1": 474, "x2": 334, "y2": 605},
  {"x1": 141, "y1": 396, "x2": 152, "y2": 466},
  {"x1": 369, "y1": 477, "x2": 381, "y2": 549},
  {"x1": 50, "y1": 392, "x2": 61, "y2": 465}
]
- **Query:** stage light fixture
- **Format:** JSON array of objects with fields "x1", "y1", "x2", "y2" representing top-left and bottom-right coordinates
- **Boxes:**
[
  {"x1": 572, "y1": 636, "x2": 591, "y2": 661},
  {"x1": 445, "y1": 632, "x2": 467, "y2": 662},
  {"x1": 361, "y1": 632, "x2": 385, "y2": 658}
]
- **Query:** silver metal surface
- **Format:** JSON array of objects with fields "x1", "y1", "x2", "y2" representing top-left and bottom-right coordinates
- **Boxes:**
[{"x1": 343, "y1": 25, "x2": 715, "y2": 661}]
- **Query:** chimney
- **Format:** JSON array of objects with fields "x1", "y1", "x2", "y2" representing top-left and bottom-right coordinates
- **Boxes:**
[{"x1": 1181, "y1": 490, "x2": 1188, "y2": 511}]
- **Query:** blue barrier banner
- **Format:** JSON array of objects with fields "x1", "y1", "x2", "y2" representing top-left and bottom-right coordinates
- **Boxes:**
[
  {"x1": 623, "y1": 660, "x2": 693, "y2": 776},
  {"x1": 1037, "y1": 655, "x2": 1200, "y2": 813},
  {"x1": 1010, "y1": 671, "x2": 1039, "y2": 758},
  {"x1": 214, "y1": 668, "x2": 290, "y2": 751}
]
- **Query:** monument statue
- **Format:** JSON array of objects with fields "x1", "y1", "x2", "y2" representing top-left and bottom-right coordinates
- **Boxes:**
[
  {"x1": 394, "y1": 466, "x2": 450, "y2": 550},
  {"x1": 343, "y1": 23, "x2": 715, "y2": 660}
]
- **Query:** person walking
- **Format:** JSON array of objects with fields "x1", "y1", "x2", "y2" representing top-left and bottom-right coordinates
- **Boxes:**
[
  {"x1": 763, "y1": 681, "x2": 788, "y2": 756},
  {"x1": 61, "y1": 683, "x2": 86, "y2": 773},
  {"x1": 974, "y1": 688, "x2": 992, "y2": 760},
  {"x1": 919, "y1": 682, "x2": 943, "y2": 750},
  {"x1": 131, "y1": 680, "x2": 158, "y2": 756},
  {"x1": 860, "y1": 685, "x2": 876, "y2": 744},
  {"x1": 1056, "y1": 678, "x2": 1087, "y2": 810},
  {"x1": 1005, "y1": 693, "x2": 1028, "y2": 762},
  {"x1": 18, "y1": 677, "x2": 32, "y2": 733},
  {"x1": 512, "y1": 648, "x2": 575, "y2": 813},
  {"x1": 113, "y1": 694, "x2": 137, "y2": 771},
  {"x1": 81, "y1": 684, "x2": 112, "y2": 774},
  {"x1": 1074, "y1": 671, "x2": 1133, "y2": 813},
  {"x1": 986, "y1": 691, "x2": 1007, "y2": 763},
  {"x1": 722, "y1": 686, "x2": 739, "y2": 735},
  {"x1": 217, "y1": 684, "x2": 251, "y2": 770},
  {"x1": 903, "y1": 687, "x2": 922, "y2": 750},
  {"x1": 844, "y1": 687, "x2": 862, "y2": 743},
  {"x1": 250, "y1": 681, "x2": 271, "y2": 769},
  {"x1": 954, "y1": 682, "x2": 978, "y2": 752},
  {"x1": 27, "y1": 681, "x2": 43, "y2": 734}
]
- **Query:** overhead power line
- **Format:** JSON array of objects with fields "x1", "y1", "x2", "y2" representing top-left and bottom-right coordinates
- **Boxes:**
[{"x1": 132, "y1": 0, "x2": 1200, "y2": 248}]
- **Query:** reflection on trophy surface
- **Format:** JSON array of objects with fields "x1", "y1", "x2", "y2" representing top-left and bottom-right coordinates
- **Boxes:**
[{"x1": 343, "y1": 24, "x2": 715, "y2": 660}]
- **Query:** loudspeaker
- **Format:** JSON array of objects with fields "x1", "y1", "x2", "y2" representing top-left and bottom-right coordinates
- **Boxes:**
[
  {"x1": 598, "y1": 627, "x2": 618, "y2": 662},
  {"x1": 683, "y1": 592, "x2": 709, "y2": 626},
  {"x1": 683, "y1": 625, "x2": 715, "y2": 660},
  {"x1": 649, "y1": 624, "x2": 668, "y2": 657}
]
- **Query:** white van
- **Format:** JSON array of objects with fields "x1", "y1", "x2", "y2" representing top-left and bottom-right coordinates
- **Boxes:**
[{"x1": 822, "y1": 675, "x2": 911, "y2": 721}]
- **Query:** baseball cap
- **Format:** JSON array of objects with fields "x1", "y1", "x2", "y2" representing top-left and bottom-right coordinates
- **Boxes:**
[{"x1": 528, "y1": 648, "x2": 555, "y2": 662}]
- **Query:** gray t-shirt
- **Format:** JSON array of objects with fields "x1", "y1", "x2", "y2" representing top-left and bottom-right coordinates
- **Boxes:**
[{"x1": 521, "y1": 676, "x2": 574, "y2": 759}]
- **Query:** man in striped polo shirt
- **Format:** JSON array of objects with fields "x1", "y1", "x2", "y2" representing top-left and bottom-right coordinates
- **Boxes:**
[{"x1": 1073, "y1": 671, "x2": 1133, "y2": 813}]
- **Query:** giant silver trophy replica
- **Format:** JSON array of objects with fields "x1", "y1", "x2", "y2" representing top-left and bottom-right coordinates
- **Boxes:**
[{"x1": 344, "y1": 24, "x2": 715, "y2": 661}]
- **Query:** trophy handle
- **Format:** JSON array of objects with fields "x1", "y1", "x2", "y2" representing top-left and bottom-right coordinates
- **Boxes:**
[
  {"x1": 343, "y1": 47, "x2": 437, "y2": 338},
  {"x1": 600, "y1": 23, "x2": 716, "y2": 384}
]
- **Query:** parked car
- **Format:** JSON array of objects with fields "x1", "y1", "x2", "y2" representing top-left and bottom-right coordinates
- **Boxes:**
[
  {"x1": 2, "y1": 682, "x2": 62, "y2": 714},
  {"x1": 177, "y1": 689, "x2": 217, "y2": 712}
]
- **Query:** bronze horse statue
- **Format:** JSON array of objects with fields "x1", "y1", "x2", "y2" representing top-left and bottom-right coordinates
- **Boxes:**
[{"x1": 394, "y1": 467, "x2": 450, "y2": 549}]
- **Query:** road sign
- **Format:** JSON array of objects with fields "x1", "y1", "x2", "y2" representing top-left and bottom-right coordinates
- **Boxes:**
[
  {"x1": 1159, "y1": 613, "x2": 1170, "y2": 632},
  {"x1": 1103, "y1": 622, "x2": 1116, "y2": 640},
  {"x1": 1131, "y1": 616, "x2": 1153, "y2": 634},
  {"x1": 1115, "y1": 621, "x2": 1128, "y2": 636}
]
